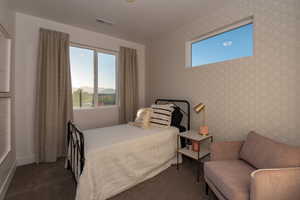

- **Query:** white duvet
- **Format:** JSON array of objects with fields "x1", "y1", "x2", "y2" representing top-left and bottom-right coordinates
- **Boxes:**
[{"x1": 76, "y1": 124, "x2": 179, "y2": 200}]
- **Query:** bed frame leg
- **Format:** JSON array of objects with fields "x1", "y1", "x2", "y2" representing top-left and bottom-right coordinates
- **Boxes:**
[
  {"x1": 67, "y1": 160, "x2": 71, "y2": 170},
  {"x1": 205, "y1": 182, "x2": 209, "y2": 195}
]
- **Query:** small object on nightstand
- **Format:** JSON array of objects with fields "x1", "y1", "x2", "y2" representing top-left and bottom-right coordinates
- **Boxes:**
[
  {"x1": 187, "y1": 144, "x2": 192, "y2": 150},
  {"x1": 192, "y1": 140, "x2": 200, "y2": 152},
  {"x1": 177, "y1": 130, "x2": 213, "y2": 182},
  {"x1": 185, "y1": 140, "x2": 192, "y2": 150}
]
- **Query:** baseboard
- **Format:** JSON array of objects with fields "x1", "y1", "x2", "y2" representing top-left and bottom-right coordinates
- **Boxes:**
[
  {"x1": 0, "y1": 161, "x2": 16, "y2": 200},
  {"x1": 16, "y1": 155, "x2": 35, "y2": 166}
]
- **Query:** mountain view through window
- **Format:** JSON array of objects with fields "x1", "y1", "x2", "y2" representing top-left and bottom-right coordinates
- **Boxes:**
[{"x1": 70, "y1": 46, "x2": 117, "y2": 108}]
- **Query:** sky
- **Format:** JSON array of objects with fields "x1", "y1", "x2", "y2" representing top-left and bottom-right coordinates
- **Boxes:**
[
  {"x1": 70, "y1": 24, "x2": 253, "y2": 89},
  {"x1": 192, "y1": 23, "x2": 253, "y2": 67},
  {"x1": 70, "y1": 46, "x2": 116, "y2": 89}
]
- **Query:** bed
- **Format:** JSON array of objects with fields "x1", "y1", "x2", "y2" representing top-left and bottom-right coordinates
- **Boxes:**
[{"x1": 66, "y1": 99, "x2": 190, "y2": 200}]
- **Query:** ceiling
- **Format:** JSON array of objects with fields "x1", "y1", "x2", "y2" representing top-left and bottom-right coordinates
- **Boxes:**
[{"x1": 9, "y1": 0, "x2": 226, "y2": 44}]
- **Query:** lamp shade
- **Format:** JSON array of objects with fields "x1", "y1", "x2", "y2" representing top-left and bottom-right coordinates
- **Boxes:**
[{"x1": 194, "y1": 103, "x2": 205, "y2": 113}]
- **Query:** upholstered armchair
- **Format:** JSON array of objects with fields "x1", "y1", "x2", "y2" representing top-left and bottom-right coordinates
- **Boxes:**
[{"x1": 204, "y1": 132, "x2": 300, "y2": 200}]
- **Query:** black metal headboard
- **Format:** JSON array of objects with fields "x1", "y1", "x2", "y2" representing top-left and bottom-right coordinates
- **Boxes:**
[{"x1": 155, "y1": 99, "x2": 190, "y2": 131}]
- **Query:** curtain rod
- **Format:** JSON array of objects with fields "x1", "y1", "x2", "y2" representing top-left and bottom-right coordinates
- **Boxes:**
[{"x1": 70, "y1": 41, "x2": 119, "y2": 53}]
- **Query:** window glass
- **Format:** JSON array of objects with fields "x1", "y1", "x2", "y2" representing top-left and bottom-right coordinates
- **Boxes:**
[
  {"x1": 70, "y1": 46, "x2": 94, "y2": 108},
  {"x1": 191, "y1": 23, "x2": 253, "y2": 67},
  {"x1": 98, "y1": 53, "x2": 116, "y2": 106}
]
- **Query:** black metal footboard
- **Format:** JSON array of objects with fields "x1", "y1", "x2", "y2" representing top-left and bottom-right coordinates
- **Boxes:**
[{"x1": 67, "y1": 121, "x2": 85, "y2": 183}]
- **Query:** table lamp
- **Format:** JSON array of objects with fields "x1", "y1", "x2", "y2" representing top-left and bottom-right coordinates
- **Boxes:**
[{"x1": 193, "y1": 103, "x2": 209, "y2": 135}]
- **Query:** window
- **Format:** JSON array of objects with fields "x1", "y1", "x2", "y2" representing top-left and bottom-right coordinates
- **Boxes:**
[
  {"x1": 186, "y1": 19, "x2": 253, "y2": 67},
  {"x1": 70, "y1": 45, "x2": 117, "y2": 108}
]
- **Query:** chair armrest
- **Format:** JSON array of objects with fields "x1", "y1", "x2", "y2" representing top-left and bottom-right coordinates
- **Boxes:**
[
  {"x1": 250, "y1": 167, "x2": 300, "y2": 200},
  {"x1": 210, "y1": 141, "x2": 244, "y2": 161}
]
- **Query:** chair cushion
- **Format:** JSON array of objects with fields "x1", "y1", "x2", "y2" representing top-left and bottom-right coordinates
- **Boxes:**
[
  {"x1": 204, "y1": 160, "x2": 255, "y2": 200},
  {"x1": 240, "y1": 132, "x2": 300, "y2": 169}
]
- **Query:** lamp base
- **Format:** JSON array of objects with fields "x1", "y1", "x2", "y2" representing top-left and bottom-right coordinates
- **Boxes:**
[{"x1": 199, "y1": 126, "x2": 209, "y2": 136}]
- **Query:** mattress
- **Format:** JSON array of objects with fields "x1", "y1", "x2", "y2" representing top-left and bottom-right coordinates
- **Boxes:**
[{"x1": 76, "y1": 124, "x2": 179, "y2": 200}]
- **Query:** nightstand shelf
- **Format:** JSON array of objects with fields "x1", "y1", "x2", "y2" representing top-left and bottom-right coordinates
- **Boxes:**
[
  {"x1": 178, "y1": 147, "x2": 210, "y2": 160},
  {"x1": 177, "y1": 130, "x2": 213, "y2": 182}
]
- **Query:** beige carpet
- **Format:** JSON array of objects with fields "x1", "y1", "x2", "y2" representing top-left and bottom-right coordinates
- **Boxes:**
[{"x1": 5, "y1": 158, "x2": 216, "y2": 200}]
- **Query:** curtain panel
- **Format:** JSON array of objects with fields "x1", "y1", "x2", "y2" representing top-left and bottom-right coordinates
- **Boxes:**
[
  {"x1": 35, "y1": 28, "x2": 73, "y2": 162},
  {"x1": 119, "y1": 47, "x2": 138, "y2": 123}
]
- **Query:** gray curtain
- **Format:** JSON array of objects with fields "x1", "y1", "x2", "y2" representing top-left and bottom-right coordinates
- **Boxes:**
[
  {"x1": 35, "y1": 28, "x2": 73, "y2": 163},
  {"x1": 119, "y1": 47, "x2": 138, "y2": 123}
]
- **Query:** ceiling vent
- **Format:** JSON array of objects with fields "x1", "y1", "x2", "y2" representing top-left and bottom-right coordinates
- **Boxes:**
[{"x1": 96, "y1": 18, "x2": 114, "y2": 26}]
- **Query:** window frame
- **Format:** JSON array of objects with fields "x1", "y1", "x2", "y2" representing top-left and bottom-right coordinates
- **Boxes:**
[
  {"x1": 70, "y1": 43, "x2": 119, "y2": 110},
  {"x1": 185, "y1": 16, "x2": 254, "y2": 68}
]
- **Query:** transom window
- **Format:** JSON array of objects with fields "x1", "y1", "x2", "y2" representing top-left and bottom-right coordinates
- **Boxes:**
[
  {"x1": 186, "y1": 17, "x2": 253, "y2": 67},
  {"x1": 70, "y1": 45, "x2": 117, "y2": 108}
]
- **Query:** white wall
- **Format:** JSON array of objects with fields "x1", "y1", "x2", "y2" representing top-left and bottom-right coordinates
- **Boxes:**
[
  {"x1": 148, "y1": 0, "x2": 300, "y2": 145},
  {"x1": 15, "y1": 12, "x2": 146, "y2": 166},
  {"x1": 0, "y1": 0, "x2": 16, "y2": 199}
]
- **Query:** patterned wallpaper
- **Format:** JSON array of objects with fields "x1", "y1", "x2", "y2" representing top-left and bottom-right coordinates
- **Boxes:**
[{"x1": 148, "y1": 0, "x2": 300, "y2": 145}]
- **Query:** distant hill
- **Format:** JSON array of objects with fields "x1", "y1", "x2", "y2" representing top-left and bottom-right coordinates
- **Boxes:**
[{"x1": 72, "y1": 87, "x2": 115, "y2": 94}]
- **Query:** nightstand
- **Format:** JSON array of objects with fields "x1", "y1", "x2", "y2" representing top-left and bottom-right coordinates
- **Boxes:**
[{"x1": 177, "y1": 130, "x2": 213, "y2": 182}]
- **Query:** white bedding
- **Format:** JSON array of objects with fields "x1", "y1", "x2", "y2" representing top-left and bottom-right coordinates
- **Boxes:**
[{"x1": 76, "y1": 124, "x2": 179, "y2": 200}]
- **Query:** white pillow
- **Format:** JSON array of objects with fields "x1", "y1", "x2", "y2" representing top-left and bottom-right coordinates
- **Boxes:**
[
  {"x1": 129, "y1": 108, "x2": 152, "y2": 129},
  {"x1": 150, "y1": 104, "x2": 174, "y2": 128}
]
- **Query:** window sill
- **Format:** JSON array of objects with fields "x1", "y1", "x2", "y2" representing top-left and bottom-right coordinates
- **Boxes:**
[{"x1": 73, "y1": 105, "x2": 119, "y2": 111}]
